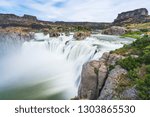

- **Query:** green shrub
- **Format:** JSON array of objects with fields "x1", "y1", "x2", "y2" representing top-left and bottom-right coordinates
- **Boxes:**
[
  {"x1": 140, "y1": 29, "x2": 149, "y2": 32},
  {"x1": 109, "y1": 65, "x2": 115, "y2": 71},
  {"x1": 127, "y1": 69, "x2": 138, "y2": 80},
  {"x1": 118, "y1": 56, "x2": 139, "y2": 71},
  {"x1": 121, "y1": 31, "x2": 142, "y2": 39},
  {"x1": 114, "y1": 34, "x2": 150, "y2": 99},
  {"x1": 136, "y1": 74, "x2": 150, "y2": 100},
  {"x1": 141, "y1": 52, "x2": 150, "y2": 64},
  {"x1": 146, "y1": 65, "x2": 150, "y2": 73},
  {"x1": 94, "y1": 68, "x2": 99, "y2": 76},
  {"x1": 131, "y1": 36, "x2": 150, "y2": 48}
]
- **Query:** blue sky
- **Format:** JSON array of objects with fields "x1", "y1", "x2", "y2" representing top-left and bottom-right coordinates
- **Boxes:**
[{"x1": 0, "y1": 0, "x2": 150, "y2": 22}]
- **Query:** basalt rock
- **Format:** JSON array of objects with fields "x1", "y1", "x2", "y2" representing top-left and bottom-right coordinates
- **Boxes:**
[
  {"x1": 22, "y1": 14, "x2": 37, "y2": 21},
  {"x1": 113, "y1": 8, "x2": 150, "y2": 25},
  {"x1": 73, "y1": 32, "x2": 91, "y2": 40},
  {"x1": 78, "y1": 60, "x2": 100, "y2": 99},
  {"x1": 0, "y1": 13, "x2": 111, "y2": 30},
  {"x1": 49, "y1": 32, "x2": 60, "y2": 37},
  {"x1": 98, "y1": 65, "x2": 127, "y2": 100},
  {"x1": 78, "y1": 52, "x2": 137, "y2": 100},
  {"x1": 78, "y1": 52, "x2": 109, "y2": 99}
]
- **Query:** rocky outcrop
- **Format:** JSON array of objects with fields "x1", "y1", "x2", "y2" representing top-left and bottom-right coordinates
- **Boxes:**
[
  {"x1": 0, "y1": 13, "x2": 111, "y2": 30},
  {"x1": 78, "y1": 52, "x2": 137, "y2": 100},
  {"x1": 49, "y1": 31, "x2": 60, "y2": 37},
  {"x1": 102, "y1": 26, "x2": 127, "y2": 35},
  {"x1": 0, "y1": 14, "x2": 39, "y2": 28},
  {"x1": 113, "y1": 8, "x2": 150, "y2": 25},
  {"x1": 121, "y1": 87, "x2": 138, "y2": 100},
  {"x1": 55, "y1": 22, "x2": 111, "y2": 30},
  {"x1": 22, "y1": 14, "x2": 37, "y2": 21},
  {"x1": 73, "y1": 32, "x2": 91, "y2": 40},
  {"x1": 0, "y1": 14, "x2": 37, "y2": 21},
  {"x1": 98, "y1": 65, "x2": 127, "y2": 99},
  {"x1": 78, "y1": 61, "x2": 100, "y2": 99}
]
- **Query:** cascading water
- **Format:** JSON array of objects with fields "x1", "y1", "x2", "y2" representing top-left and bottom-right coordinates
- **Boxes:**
[{"x1": 0, "y1": 32, "x2": 134, "y2": 99}]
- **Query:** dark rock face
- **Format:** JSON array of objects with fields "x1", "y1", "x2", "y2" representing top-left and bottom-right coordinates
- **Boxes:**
[
  {"x1": 116, "y1": 8, "x2": 148, "y2": 20},
  {"x1": 55, "y1": 22, "x2": 111, "y2": 30},
  {"x1": 0, "y1": 14, "x2": 38, "y2": 28},
  {"x1": 0, "y1": 13, "x2": 111, "y2": 30},
  {"x1": 113, "y1": 8, "x2": 150, "y2": 25},
  {"x1": 0, "y1": 14, "x2": 53, "y2": 29},
  {"x1": 22, "y1": 14, "x2": 37, "y2": 21},
  {"x1": 78, "y1": 52, "x2": 137, "y2": 100},
  {"x1": 0, "y1": 14, "x2": 37, "y2": 21},
  {"x1": 0, "y1": 14, "x2": 37, "y2": 23},
  {"x1": 49, "y1": 32, "x2": 60, "y2": 37}
]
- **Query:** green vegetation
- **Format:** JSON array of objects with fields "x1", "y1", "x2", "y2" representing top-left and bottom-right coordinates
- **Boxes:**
[
  {"x1": 121, "y1": 31, "x2": 143, "y2": 39},
  {"x1": 109, "y1": 65, "x2": 115, "y2": 71},
  {"x1": 114, "y1": 36, "x2": 150, "y2": 99},
  {"x1": 126, "y1": 22, "x2": 150, "y2": 30},
  {"x1": 136, "y1": 74, "x2": 150, "y2": 99},
  {"x1": 74, "y1": 26, "x2": 91, "y2": 32},
  {"x1": 120, "y1": 24, "x2": 150, "y2": 39},
  {"x1": 118, "y1": 56, "x2": 139, "y2": 71},
  {"x1": 94, "y1": 67, "x2": 99, "y2": 76}
]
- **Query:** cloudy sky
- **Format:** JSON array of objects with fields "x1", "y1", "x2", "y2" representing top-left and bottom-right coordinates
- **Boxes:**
[{"x1": 0, "y1": 0, "x2": 150, "y2": 22}]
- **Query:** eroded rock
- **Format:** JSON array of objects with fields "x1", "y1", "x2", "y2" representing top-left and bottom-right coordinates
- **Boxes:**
[
  {"x1": 49, "y1": 31, "x2": 60, "y2": 37},
  {"x1": 113, "y1": 8, "x2": 150, "y2": 25},
  {"x1": 78, "y1": 60, "x2": 100, "y2": 100},
  {"x1": 78, "y1": 52, "x2": 109, "y2": 99},
  {"x1": 77, "y1": 52, "x2": 135, "y2": 100},
  {"x1": 98, "y1": 65, "x2": 127, "y2": 100},
  {"x1": 122, "y1": 87, "x2": 138, "y2": 100},
  {"x1": 102, "y1": 26, "x2": 127, "y2": 35},
  {"x1": 73, "y1": 32, "x2": 91, "y2": 40}
]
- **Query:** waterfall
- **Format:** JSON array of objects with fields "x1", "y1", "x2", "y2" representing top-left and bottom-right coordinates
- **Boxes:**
[{"x1": 0, "y1": 33, "x2": 134, "y2": 99}]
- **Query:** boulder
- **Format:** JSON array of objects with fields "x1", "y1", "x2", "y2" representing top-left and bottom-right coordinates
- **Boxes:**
[
  {"x1": 98, "y1": 65, "x2": 127, "y2": 100},
  {"x1": 73, "y1": 32, "x2": 91, "y2": 40},
  {"x1": 102, "y1": 26, "x2": 127, "y2": 35},
  {"x1": 78, "y1": 52, "x2": 109, "y2": 100},
  {"x1": 121, "y1": 87, "x2": 138, "y2": 100},
  {"x1": 49, "y1": 32, "x2": 60, "y2": 37},
  {"x1": 78, "y1": 61, "x2": 100, "y2": 99}
]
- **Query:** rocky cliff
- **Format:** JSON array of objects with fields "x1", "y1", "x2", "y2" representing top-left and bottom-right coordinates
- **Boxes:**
[
  {"x1": 0, "y1": 14, "x2": 111, "y2": 30},
  {"x1": 0, "y1": 13, "x2": 53, "y2": 29},
  {"x1": 78, "y1": 52, "x2": 138, "y2": 100},
  {"x1": 113, "y1": 8, "x2": 150, "y2": 25}
]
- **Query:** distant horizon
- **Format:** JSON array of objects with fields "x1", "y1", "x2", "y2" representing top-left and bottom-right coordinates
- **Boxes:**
[{"x1": 0, "y1": 0, "x2": 150, "y2": 22}]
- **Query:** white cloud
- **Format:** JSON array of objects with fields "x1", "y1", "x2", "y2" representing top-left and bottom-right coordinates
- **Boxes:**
[
  {"x1": 0, "y1": 0, "x2": 150, "y2": 22},
  {"x1": 0, "y1": 0, "x2": 16, "y2": 7}
]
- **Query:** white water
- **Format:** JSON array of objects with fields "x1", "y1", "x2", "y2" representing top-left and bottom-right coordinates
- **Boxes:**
[{"x1": 0, "y1": 33, "x2": 134, "y2": 99}]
